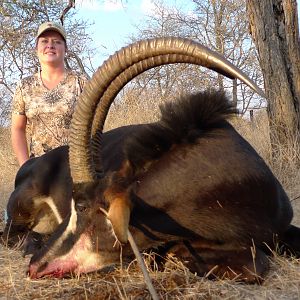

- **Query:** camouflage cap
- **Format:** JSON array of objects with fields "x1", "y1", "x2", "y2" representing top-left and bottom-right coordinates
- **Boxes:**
[{"x1": 36, "y1": 21, "x2": 67, "y2": 41}]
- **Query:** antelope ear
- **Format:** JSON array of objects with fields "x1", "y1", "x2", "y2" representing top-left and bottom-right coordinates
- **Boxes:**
[{"x1": 107, "y1": 197, "x2": 131, "y2": 244}]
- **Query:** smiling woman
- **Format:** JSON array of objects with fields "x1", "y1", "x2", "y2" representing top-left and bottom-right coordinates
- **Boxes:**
[{"x1": 10, "y1": 21, "x2": 88, "y2": 166}]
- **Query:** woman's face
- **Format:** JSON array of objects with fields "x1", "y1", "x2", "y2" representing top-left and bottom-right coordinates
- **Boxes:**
[{"x1": 36, "y1": 31, "x2": 66, "y2": 67}]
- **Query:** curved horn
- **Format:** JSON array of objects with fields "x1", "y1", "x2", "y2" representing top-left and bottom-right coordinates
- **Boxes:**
[{"x1": 69, "y1": 37, "x2": 265, "y2": 183}]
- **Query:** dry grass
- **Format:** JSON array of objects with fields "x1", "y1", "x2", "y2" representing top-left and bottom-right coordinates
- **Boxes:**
[
  {"x1": 0, "y1": 127, "x2": 18, "y2": 215},
  {"x1": 1, "y1": 97, "x2": 300, "y2": 299},
  {"x1": 104, "y1": 88, "x2": 162, "y2": 131},
  {"x1": 1, "y1": 246, "x2": 300, "y2": 299}
]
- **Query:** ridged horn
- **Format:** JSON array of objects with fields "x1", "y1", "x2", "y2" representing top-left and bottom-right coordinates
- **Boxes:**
[{"x1": 69, "y1": 37, "x2": 265, "y2": 184}]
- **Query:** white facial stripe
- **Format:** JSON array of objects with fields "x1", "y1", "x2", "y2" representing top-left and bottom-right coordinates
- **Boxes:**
[
  {"x1": 44, "y1": 197, "x2": 63, "y2": 224},
  {"x1": 49, "y1": 198, "x2": 77, "y2": 250},
  {"x1": 41, "y1": 198, "x2": 77, "y2": 261},
  {"x1": 66, "y1": 198, "x2": 77, "y2": 235},
  {"x1": 32, "y1": 196, "x2": 63, "y2": 234}
]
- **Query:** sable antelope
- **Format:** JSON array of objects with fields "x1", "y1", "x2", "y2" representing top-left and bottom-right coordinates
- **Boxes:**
[{"x1": 4, "y1": 38, "x2": 300, "y2": 282}]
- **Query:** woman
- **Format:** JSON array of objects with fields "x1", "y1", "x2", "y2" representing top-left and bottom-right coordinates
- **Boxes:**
[{"x1": 11, "y1": 21, "x2": 88, "y2": 166}]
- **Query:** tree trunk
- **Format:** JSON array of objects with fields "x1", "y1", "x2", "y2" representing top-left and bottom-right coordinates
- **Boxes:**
[
  {"x1": 212, "y1": 0, "x2": 225, "y2": 91},
  {"x1": 232, "y1": 78, "x2": 238, "y2": 109},
  {"x1": 246, "y1": 0, "x2": 300, "y2": 156}
]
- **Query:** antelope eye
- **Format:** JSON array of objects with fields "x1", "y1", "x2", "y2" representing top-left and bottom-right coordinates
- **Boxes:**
[{"x1": 75, "y1": 203, "x2": 88, "y2": 213}]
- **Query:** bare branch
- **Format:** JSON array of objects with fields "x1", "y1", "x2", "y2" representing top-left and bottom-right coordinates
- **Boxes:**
[
  {"x1": 66, "y1": 50, "x2": 91, "y2": 79},
  {"x1": 59, "y1": 0, "x2": 75, "y2": 25}
]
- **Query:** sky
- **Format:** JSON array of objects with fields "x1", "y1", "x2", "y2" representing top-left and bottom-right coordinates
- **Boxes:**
[
  {"x1": 75, "y1": 0, "x2": 300, "y2": 68},
  {"x1": 75, "y1": 0, "x2": 188, "y2": 66}
]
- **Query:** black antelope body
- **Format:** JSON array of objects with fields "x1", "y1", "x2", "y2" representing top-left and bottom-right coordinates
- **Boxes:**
[{"x1": 3, "y1": 38, "x2": 300, "y2": 282}]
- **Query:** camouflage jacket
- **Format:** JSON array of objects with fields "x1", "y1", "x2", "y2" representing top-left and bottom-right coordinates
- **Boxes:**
[{"x1": 11, "y1": 70, "x2": 88, "y2": 157}]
